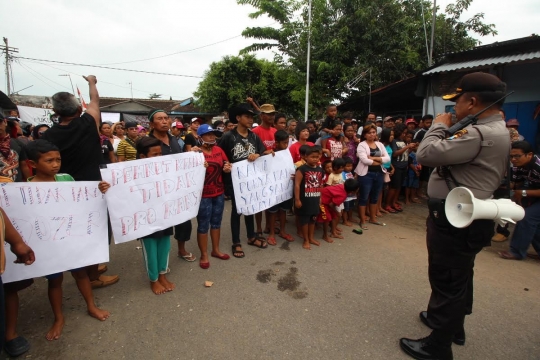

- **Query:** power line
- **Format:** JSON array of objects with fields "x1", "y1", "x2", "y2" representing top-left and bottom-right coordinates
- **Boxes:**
[
  {"x1": 97, "y1": 35, "x2": 243, "y2": 65},
  {"x1": 96, "y1": 22, "x2": 277, "y2": 66},
  {"x1": 19, "y1": 59, "x2": 192, "y2": 99},
  {"x1": 16, "y1": 61, "x2": 63, "y2": 91},
  {"x1": 13, "y1": 56, "x2": 203, "y2": 78}
]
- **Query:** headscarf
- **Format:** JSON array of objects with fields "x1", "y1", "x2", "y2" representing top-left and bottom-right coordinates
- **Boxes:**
[{"x1": 0, "y1": 134, "x2": 11, "y2": 158}]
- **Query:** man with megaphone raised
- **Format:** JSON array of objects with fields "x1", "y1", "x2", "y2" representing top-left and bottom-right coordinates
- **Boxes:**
[{"x1": 399, "y1": 72, "x2": 511, "y2": 360}]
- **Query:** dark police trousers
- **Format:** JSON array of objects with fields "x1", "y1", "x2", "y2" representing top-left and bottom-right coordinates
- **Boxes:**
[{"x1": 426, "y1": 201, "x2": 494, "y2": 343}]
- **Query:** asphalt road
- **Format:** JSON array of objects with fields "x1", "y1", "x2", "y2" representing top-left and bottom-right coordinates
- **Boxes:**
[{"x1": 4, "y1": 202, "x2": 540, "y2": 360}]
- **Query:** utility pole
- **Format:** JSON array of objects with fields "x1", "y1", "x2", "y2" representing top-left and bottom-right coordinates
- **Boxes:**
[
  {"x1": 304, "y1": 0, "x2": 312, "y2": 122},
  {"x1": 128, "y1": 81, "x2": 133, "y2": 99},
  {"x1": 429, "y1": 0, "x2": 437, "y2": 66},
  {"x1": 0, "y1": 38, "x2": 19, "y2": 96},
  {"x1": 59, "y1": 74, "x2": 75, "y2": 95}
]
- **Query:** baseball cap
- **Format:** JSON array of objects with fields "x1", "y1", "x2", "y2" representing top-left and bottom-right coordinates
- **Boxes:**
[
  {"x1": 259, "y1": 104, "x2": 276, "y2": 113},
  {"x1": 506, "y1": 119, "x2": 520, "y2": 127},
  {"x1": 406, "y1": 118, "x2": 417, "y2": 125},
  {"x1": 197, "y1": 124, "x2": 221, "y2": 137},
  {"x1": 191, "y1": 117, "x2": 204, "y2": 124},
  {"x1": 252, "y1": 123, "x2": 259, "y2": 128},
  {"x1": 383, "y1": 116, "x2": 394, "y2": 123},
  {"x1": 171, "y1": 121, "x2": 184, "y2": 129},
  {"x1": 442, "y1": 72, "x2": 506, "y2": 101},
  {"x1": 376, "y1": 116, "x2": 383, "y2": 122}
]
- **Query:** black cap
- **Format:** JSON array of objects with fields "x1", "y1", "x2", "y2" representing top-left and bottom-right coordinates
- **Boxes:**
[
  {"x1": 443, "y1": 72, "x2": 506, "y2": 101},
  {"x1": 227, "y1": 103, "x2": 256, "y2": 124}
]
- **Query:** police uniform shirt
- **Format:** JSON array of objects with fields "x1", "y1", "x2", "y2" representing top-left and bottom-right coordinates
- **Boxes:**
[{"x1": 416, "y1": 113, "x2": 510, "y2": 200}]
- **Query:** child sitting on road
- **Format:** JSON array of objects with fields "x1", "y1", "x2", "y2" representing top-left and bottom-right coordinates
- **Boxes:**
[
  {"x1": 318, "y1": 179, "x2": 359, "y2": 243},
  {"x1": 267, "y1": 130, "x2": 295, "y2": 244},
  {"x1": 341, "y1": 157, "x2": 356, "y2": 226},
  {"x1": 99, "y1": 137, "x2": 177, "y2": 295},
  {"x1": 25, "y1": 140, "x2": 110, "y2": 341},
  {"x1": 295, "y1": 145, "x2": 325, "y2": 250}
]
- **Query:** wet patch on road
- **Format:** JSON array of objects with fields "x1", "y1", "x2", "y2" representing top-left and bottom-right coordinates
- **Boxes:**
[
  {"x1": 280, "y1": 242, "x2": 290, "y2": 251},
  {"x1": 257, "y1": 265, "x2": 308, "y2": 299},
  {"x1": 256, "y1": 269, "x2": 276, "y2": 283}
]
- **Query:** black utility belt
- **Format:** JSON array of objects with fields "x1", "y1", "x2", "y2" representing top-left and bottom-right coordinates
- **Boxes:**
[{"x1": 427, "y1": 198, "x2": 452, "y2": 228}]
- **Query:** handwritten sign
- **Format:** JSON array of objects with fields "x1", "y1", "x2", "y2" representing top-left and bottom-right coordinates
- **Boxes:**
[
  {"x1": 231, "y1": 151, "x2": 295, "y2": 215},
  {"x1": 1, "y1": 182, "x2": 109, "y2": 283},
  {"x1": 17, "y1": 105, "x2": 55, "y2": 126},
  {"x1": 100, "y1": 152, "x2": 205, "y2": 244}
]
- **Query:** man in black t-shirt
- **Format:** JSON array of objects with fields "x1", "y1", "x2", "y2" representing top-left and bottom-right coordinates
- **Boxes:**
[{"x1": 43, "y1": 75, "x2": 119, "y2": 288}]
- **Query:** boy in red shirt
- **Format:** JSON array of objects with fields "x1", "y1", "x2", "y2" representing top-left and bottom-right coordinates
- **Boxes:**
[{"x1": 252, "y1": 104, "x2": 277, "y2": 240}]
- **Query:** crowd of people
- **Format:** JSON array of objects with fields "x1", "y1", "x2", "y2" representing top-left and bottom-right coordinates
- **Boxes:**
[{"x1": 0, "y1": 74, "x2": 535, "y2": 359}]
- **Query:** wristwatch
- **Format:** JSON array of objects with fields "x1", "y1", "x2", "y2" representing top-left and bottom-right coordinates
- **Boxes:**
[{"x1": 522, "y1": 190, "x2": 528, "y2": 197}]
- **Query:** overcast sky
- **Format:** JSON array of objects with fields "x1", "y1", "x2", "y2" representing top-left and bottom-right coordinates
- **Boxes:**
[{"x1": 1, "y1": 0, "x2": 538, "y2": 102}]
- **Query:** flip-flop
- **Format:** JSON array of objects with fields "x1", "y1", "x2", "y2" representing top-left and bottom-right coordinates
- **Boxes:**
[
  {"x1": 267, "y1": 237, "x2": 277, "y2": 246},
  {"x1": 279, "y1": 233, "x2": 294, "y2": 242},
  {"x1": 179, "y1": 253, "x2": 196, "y2": 262},
  {"x1": 384, "y1": 206, "x2": 397, "y2": 213},
  {"x1": 369, "y1": 221, "x2": 386, "y2": 226},
  {"x1": 359, "y1": 224, "x2": 368, "y2": 230}
]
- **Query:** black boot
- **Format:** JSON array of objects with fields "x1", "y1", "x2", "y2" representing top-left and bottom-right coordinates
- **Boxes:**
[
  {"x1": 419, "y1": 311, "x2": 466, "y2": 346},
  {"x1": 399, "y1": 335, "x2": 453, "y2": 360}
]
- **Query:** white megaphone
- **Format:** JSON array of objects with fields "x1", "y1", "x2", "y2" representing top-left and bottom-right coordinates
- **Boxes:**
[{"x1": 445, "y1": 187, "x2": 525, "y2": 228}]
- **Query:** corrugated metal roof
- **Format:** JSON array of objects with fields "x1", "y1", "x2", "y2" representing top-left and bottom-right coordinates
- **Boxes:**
[{"x1": 423, "y1": 51, "x2": 540, "y2": 75}]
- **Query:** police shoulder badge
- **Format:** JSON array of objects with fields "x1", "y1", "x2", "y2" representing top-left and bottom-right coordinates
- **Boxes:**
[{"x1": 446, "y1": 129, "x2": 468, "y2": 140}]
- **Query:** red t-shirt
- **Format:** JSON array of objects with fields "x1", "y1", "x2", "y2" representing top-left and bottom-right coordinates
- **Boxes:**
[
  {"x1": 202, "y1": 146, "x2": 229, "y2": 198},
  {"x1": 289, "y1": 141, "x2": 314, "y2": 163},
  {"x1": 252, "y1": 126, "x2": 277, "y2": 150}
]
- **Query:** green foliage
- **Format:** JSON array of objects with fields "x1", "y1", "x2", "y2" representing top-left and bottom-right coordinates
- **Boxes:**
[
  {"x1": 193, "y1": 55, "x2": 303, "y2": 116},
  {"x1": 234, "y1": 0, "x2": 497, "y2": 116}
]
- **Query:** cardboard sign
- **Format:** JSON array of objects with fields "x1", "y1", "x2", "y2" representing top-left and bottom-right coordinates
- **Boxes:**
[
  {"x1": 231, "y1": 151, "x2": 295, "y2": 215},
  {"x1": 101, "y1": 152, "x2": 205, "y2": 243},
  {"x1": 1, "y1": 182, "x2": 109, "y2": 283}
]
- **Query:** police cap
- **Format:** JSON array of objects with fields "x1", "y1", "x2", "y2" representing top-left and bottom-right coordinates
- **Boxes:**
[{"x1": 442, "y1": 72, "x2": 506, "y2": 101}]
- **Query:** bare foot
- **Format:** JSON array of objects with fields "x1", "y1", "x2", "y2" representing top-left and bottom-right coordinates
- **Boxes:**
[
  {"x1": 309, "y1": 239, "x2": 320, "y2": 246},
  {"x1": 336, "y1": 226, "x2": 342, "y2": 232},
  {"x1": 344, "y1": 221, "x2": 353, "y2": 227},
  {"x1": 46, "y1": 318, "x2": 65, "y2": 341},
  {"x1": 297, "y1": 232, "x2": 305, "y2": 239},
  {"x1": 88, "y1": 306, "x2": 110, "y2": 321},
  {"x1": 376, "y1": 212, "x2": 383, "y2": 217},
  {"x1": 302, "y1": 241, "x2": 311, "y2": 250},
  {"x1": 150, "y1": 281, "x2": 167, "y2": 295},
  {"x1": 379, "y1": 208, "x2": 388, "y2": 214},
  {"x1": 323, "y1": 235, "x2": 334, "y2": 243},
  {"x1": 330, "y1": 232, "x2": 344, "y2": 239},
  {"x1": 158, "y1": 274, "x2": 175, "y2": 291}
]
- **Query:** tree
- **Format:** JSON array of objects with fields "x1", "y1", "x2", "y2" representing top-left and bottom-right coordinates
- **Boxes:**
[
  {"x1": 193, "y1": 54, "x2": 303, "y2": 116},
  {"x1": 237, "y1": 0, "x2": 497, "y2": 116}
]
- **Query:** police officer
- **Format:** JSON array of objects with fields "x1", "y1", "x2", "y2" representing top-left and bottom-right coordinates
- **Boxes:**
[{"x1": 399, "y1": 72, "x2": 510, "y2": 360}]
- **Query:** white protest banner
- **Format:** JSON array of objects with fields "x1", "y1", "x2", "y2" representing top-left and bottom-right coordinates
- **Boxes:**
[
  {"x1": 17, "y1": 105, "x2": 55, "y2": 126},
  {"x1": 100, "y1": 152, "x2": 205, "y2": 244},
  {"x1": 231, "y1": 151, "x2": 295, "y2": 215},
  {"x1": 101, "y1": 112, "x2": 121, "y2": 123},
  {"x1": 1, "y1": 182, "x2": 109, "y2": 283}
]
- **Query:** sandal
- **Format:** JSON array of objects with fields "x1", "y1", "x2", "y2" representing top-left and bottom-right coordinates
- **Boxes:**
[
  {"x1": 369, "y1": 221, "x2": 386, "y2": 226},
  {"x1": 179, "y1": 252, "x2": 196, "y2": 262},
  {"x1": 232, "y1": 244, "x2": 245, "y2": 258},
  {"x1": 267, "y1": 237, "x2": 277, "y2": 246},
  {"x1": 393, "y1": 205, "x2": 403, "y2": 212},
  {"x1": 384, "y1": 206, "x2": 397, "y2": 213},
  {"x1": 248, "y1": 237, "x2": 268, "y2": 248},
  {"x1": 4, "y1": 336, "x2": 30, "y2": 357},
  {"x1": 279, "y1": 233, "x2": 294, "y2": 242},
  {"x1": 359, "y1": 224, "x2": 368, "y2": 230}
]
